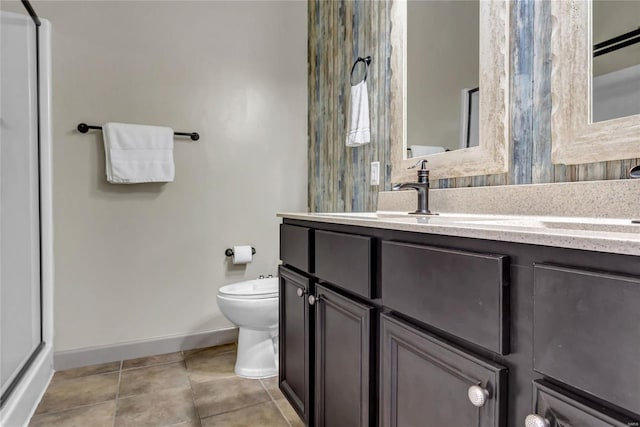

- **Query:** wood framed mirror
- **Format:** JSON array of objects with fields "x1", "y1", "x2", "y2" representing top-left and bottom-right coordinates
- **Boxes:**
[
  {"x1": 551, "y1": 0, "x2": 640, "y2": 165},
  {"x1": 390, "y1": 0, "x2": 511, "y2": 183}
]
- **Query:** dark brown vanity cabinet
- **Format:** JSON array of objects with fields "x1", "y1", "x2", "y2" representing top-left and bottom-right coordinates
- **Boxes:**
[
  {"x1": 313, "y1": 284, "x2": 374, "y2": 427},
  {"x1": 279, "y1": 226, "x2": 376, "y2": 427},
  {"x1": 380, "y1": 314, "x2": 507, "y2": 427},
  {"x1": 279, "y1": 266, "x2": 313, "y2": 425},
  {"x1": 279, "y1": 218, "x2": 640, "y2": 427}
]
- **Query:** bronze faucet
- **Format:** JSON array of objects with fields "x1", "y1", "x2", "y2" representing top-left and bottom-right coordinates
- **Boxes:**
[{"x1": 392, "y1": 160, "x2": 436, "y2": 215}]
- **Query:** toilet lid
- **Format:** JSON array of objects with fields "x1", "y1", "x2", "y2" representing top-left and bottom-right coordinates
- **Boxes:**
[{"x1": 218, "y1": 277, "x2": 279, "y2": 299}]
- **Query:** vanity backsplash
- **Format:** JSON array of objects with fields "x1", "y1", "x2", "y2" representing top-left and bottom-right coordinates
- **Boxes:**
[{"x1": 379, "y1": 179, "x2": 640, "y2": 220}]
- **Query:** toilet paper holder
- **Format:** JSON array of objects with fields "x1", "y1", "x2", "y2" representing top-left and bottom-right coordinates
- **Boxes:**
[{"x1": 225, "y1": 247, "x2": 256, "y2": 257}]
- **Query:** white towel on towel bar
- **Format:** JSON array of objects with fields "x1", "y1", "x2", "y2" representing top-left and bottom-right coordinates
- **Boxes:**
[
  {"x1": 346, "y1": 80, "x2": 371, "y2": 146},
  {"x1": 102, "y1": 122, "x2": 175, "y2": 184}
]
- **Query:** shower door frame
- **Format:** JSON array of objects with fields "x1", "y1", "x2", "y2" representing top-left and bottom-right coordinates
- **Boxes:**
[
  {"x1": 0, "y1": 5, "x2": 44, "y2": 408},
  {"x1": 0, "y1": 4, "x2": 54, "y2": 425}
]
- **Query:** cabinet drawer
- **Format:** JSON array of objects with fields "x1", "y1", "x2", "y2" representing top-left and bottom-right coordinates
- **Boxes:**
[
  {"x1": 381, "y1": 241, "x2": 509, "y2": 354},
  {"x1": 380, "y1": 314, "x2": 507, "y2": 427},
  {"x1": 280, "y1": 224, "x2": 313, "y2": 273},
  {"x1": 533, "y1": 264, "x2": 640, "y2": 415},
  {"x1": 527, "y1": 380, "x2": 638, "y2": 427},
  {"x1": 314, "y1": 230, "x2": 373, "y2": 298}
]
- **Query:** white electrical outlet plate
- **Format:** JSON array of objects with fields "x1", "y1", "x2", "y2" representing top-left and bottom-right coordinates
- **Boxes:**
[{"x1": 371, "y1": 161, "x2": 380, "y2": 185}]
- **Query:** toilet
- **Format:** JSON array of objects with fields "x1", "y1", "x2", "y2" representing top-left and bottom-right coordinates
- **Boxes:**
[{"x1": 216, "y1": 277, "x2": 279, "y2": 379}]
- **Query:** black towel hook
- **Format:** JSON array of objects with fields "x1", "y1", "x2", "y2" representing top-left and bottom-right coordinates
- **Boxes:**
[{"x1": 350, "y1": 56, "x2": 372, "y2": 86}]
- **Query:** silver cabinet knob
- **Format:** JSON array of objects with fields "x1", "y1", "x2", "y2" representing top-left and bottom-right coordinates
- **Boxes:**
[
  {"x1": 308, "y1": 295, "x2": 316, "y2": 305},
  {"x1": 525, "y1": 414, "x2": 550, "y2": 427},
  {"x1": 467, "y1": 385, "x2": 489, "y2": 407},
  {"x1": 296, "y1": 288, "x2": 304, "y2": 297}
]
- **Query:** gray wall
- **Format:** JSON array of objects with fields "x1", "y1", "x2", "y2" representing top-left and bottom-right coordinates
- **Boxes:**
[{"x1": 2, "y1": 0, "x2": 308, "y2": 353}]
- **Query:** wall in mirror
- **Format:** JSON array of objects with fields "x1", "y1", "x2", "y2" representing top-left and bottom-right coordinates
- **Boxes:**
[
  {"x1": 307, "y1": 0, "x2": 640, "y2": 212},
  {"x1": 591, "y1": 1, "x2": 640, "y2": 123},
  {"x1": 406, "y1": 1, "x2": 479, "y2": 158}
]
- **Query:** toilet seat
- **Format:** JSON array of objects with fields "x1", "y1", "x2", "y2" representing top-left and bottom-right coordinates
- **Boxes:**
[{"x1": 218, "y1": 278, "x2": 278, "y2": 300}]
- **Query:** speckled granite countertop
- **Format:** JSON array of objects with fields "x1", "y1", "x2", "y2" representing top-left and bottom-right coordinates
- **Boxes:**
[{"x1": 278, "y1": 212, "x2": 640, "y2": 256}]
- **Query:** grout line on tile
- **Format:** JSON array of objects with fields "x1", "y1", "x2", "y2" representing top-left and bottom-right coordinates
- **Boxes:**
[
  {"x1": 33, "y1": 370, "x2": 122, "y2": 417},
  {"x1": 187, "y1": 372, "x2": 238, "y2": 385},
  {"x1": 183, "y1": 349, "x2": 236, "y2": 362},
  {"x1": 199, "y1": 401, "x2": 276, "y2": 423},
  {"x1": 118, "y1": 384, "x2": 193, "y2": 401},
  {"x1": 51, "y1": 368, "x2": 121, "y2": 383},
  {"x1": 112, "y1": 360, "x2": 123, "y2": 427},
  {"x1": 121, "y1": 358, "x2": 186, "y2": 372},
  {"x1": 259, "y1": 378, "x2": 293, "y2": 427},
  {"x1": 258, "y1": 378, "x2": 272, "y2": 399},
  {"x1": 32, "y1": 399, "x2": 118, "y2": 419},
  {"x1": 185, "y1": 360, "x2": 204, "y2": 423},
  {"x1": 164, "y1": 421, "x2": 200, "y2": 427}
]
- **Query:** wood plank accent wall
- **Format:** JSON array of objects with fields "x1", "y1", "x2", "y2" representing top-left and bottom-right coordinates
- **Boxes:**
[
  {"x1": 308, "y1": 0, "x2": 392, "y2": 212},
  {"x1": 308, "y1": 0, "x2": 639, "y2": 211}
]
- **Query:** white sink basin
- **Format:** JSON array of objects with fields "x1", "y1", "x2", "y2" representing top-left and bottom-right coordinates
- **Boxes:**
[
  {"x1": 456, "y1": 219, "x2": 640, "y2": 234},
  {"x1": 539, "y1": 220, "x2": 639, "y2": 234},
  {"x1": 310, "y1": 212, "x2": 499, "y2": 222},
  {"x1": 307, "y1": 212, "x2": 640, "y2": 234}
]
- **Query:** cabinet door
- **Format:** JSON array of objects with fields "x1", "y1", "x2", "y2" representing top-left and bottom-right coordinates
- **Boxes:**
[
  {"x1": 525, "y1": 380, "x2": 638, "y2": 427},
  {"x1": 380, "y1": 314, "x2": 507, "y2": 427},
  {"x1": 279, "y1": 266, "x2": 312, "y2": 425},
  {"x1": 314, "y1": 284, "x2": 373, "y2": 427}
]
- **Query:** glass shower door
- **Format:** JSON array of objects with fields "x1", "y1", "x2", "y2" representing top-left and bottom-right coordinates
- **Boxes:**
[{"x1": 0, "y1": 11, "x2": 43, "y2": 401}]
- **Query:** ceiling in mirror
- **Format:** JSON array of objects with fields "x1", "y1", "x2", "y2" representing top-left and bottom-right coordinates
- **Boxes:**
[
  {"x1": 591, "y1": 0, "x2": 640, "y2": 123},
  {"x1": 406, "y1": 1, "x2": 479, "y2": 158}
]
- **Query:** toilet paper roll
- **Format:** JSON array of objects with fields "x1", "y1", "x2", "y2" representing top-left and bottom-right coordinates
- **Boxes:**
[{"x1": 232, "y1": 245, "x2": 253, "y2": 265}]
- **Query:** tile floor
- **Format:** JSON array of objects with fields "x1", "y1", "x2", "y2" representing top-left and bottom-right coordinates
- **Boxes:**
[{"x1": 29, "y1": 343, "x2": 303, "y2": 427}]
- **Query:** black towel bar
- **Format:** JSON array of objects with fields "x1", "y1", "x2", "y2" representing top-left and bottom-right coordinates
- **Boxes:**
[{"x1": 77, "y1": 123, "x2": 200, "y2": 141}]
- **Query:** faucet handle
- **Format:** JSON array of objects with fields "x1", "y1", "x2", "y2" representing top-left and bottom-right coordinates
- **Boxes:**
[
  {"x1": 408, "y1": 159, "x2": 430, "y2": 184},
  {"x1": 409, "y1": 159, "x2": 428, "y2": 170}
]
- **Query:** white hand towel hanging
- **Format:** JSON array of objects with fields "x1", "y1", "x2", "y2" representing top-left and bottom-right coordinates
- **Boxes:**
[
  {"x1": 346, "y1": 57, "x2": 371, "y2": 147},
  {"x1": 102, "y1": 122, "x2": 175, "y2": 184}
]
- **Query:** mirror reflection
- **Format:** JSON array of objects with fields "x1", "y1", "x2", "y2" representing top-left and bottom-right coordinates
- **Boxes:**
[
  {"x1": 406, "y1": 0, "x2": 479, "y2": 159},
  {"x1": 591, "y1": 0, "x2": 640, "y2": 123}
]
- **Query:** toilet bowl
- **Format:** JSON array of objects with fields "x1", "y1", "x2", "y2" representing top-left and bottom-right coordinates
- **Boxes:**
[{"x1": 216, "y1": 277, "x2": 279, "y2": 379}]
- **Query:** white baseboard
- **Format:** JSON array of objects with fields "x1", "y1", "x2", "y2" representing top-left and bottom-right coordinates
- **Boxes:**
[
  {"x1": 0, "y1": 344, "x2": 54, "y2": 427},
  {"x1": 54, "y1": 327, "x2": 239, "y2": 371}
]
